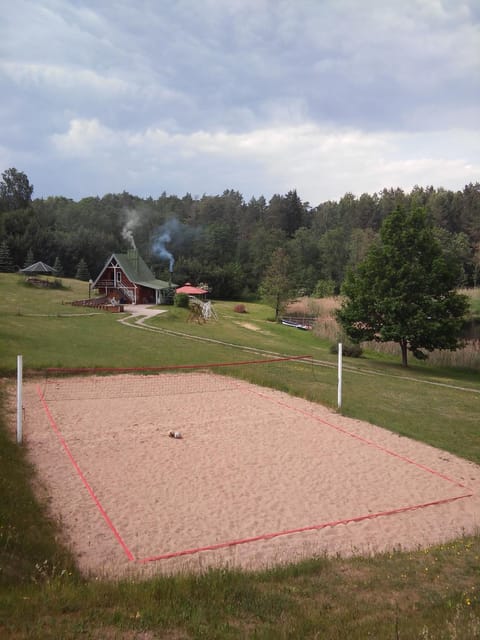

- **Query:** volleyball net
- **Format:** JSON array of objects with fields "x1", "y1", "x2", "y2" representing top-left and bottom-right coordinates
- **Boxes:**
[{"x1": 40, "y1": 355, "x2": 314, "y2": 401}]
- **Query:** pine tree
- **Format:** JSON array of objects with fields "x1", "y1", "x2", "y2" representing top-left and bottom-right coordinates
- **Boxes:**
[
  {"x1": 53, "y1": 256, "x2": 64, "y2": 277},
  {"x1": 24, "y1": 248, "x2": 35, "y2": 268},
  {"x1": 0, "y1": 240, "x2": 14, "y2": 272},
  {"x1": 75, "y1": 258, "x2": 90, "y2": 281}
]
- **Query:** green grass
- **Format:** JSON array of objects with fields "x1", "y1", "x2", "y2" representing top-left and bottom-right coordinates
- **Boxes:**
[
  {"x1": 0, "y1": 385, "x2": 78, "y2": 588},
  {"x1": 464, "y1": 287, "x2": 480, "y2": 317},
  {"x1": 1, "y1": 273, "x2": 480, "y2": 638}
]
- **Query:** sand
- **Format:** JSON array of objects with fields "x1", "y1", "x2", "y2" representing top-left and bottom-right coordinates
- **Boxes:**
[{"x1": 15, "y1": 372, "x2": 480, "y2": 579}]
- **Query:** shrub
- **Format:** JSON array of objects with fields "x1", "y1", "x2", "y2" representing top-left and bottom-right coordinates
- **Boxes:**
[
  {"x1": 174, "y1": 293, "x2": 190, "y2": 308},
  {"x1": 330, "y1": 341, "x2": 363, "y2": 358},
  {"x1": 234, "y1": 303, "x2": 247, "y2": 313},
  {"x1": 313, "y1": 278, "x2": 336, "y2": 298}
]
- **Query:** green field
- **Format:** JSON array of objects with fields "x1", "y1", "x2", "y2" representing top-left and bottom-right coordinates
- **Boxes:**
[{"x1": 1, "y1": 273, "x2": 479, "y2": 638}]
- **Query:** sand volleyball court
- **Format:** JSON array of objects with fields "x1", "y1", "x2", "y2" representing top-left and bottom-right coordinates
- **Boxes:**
[{"x1": 18, "y1": 372, "x2": 480, "y2": 578}]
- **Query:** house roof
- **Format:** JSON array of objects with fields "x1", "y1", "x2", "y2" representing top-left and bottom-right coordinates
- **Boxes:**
[{"x1": 93, "y1": 251, "x2": 176, "y2": 291}]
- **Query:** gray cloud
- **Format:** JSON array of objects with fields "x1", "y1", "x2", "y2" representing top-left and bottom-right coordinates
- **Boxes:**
[{"x1": 1, "y1": 0, "x2": 479, "y2": 204}]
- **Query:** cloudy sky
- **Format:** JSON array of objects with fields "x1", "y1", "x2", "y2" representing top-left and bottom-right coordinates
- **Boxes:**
[{"x1": 1, "y1": 0, "x2": 479, "y2": 206}]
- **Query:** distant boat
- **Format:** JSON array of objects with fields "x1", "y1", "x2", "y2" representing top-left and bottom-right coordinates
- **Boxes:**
[{"x1": 281, "y1": 319, "x2": 311, "y2": 331}]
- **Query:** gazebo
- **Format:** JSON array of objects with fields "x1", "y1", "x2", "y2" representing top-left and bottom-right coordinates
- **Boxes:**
[
  {"x1": 175, "y1": 283, "x2": 208, "y2": 297},
  {"x1": 20, "y1": 261, "x2": 57, "y2": 275},
  {"x1": 19, "y1": 261, "x2": 58, "y2": 287}
]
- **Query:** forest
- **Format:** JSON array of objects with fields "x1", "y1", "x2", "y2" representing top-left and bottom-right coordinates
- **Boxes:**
[{"x1": 0, "y1": 167, "x2": 479, "y2": 299}]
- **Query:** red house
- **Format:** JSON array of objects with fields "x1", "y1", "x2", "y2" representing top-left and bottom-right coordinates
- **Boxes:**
[{"x1": 92, "y1": 249, "x2": 176, "y2": 304}]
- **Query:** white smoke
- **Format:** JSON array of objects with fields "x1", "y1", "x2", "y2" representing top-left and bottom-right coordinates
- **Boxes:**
[
  {"x1": 122, "y1": 209, "x2": 139, "y2": 250},
  {"x1": 152, "y1": 219, "x2": 180, "y2": 272}
]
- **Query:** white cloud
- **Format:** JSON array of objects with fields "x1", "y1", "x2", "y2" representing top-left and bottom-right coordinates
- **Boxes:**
[
  {"x1": 49, "y1": 117, "x2": 480, "y2": 203},
  {"x1": 51, "y1": 118, "x2": 117, "y2": 156},
  {"x1": 1, "y1": 61, "x2": 130, "y2": 95}
]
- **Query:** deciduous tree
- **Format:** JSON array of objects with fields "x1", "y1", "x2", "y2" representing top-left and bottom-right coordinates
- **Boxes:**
[
  {"x1": 337, "y1": 206, "x2": 469, "y2": 366},
  {"x1": 259, "y1": 247, "x2": 295, "y2": 321},
  {"x1": 0, "y1": 168, "x2": 33, "y2": 212}
]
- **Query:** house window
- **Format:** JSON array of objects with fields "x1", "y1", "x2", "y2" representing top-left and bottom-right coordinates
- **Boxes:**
[{"x1": 116, "y1": 271, "x2": 122, "y2": 284}]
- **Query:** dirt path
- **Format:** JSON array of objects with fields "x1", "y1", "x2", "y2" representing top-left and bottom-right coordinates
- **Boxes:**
[{"x1": 122, "y1": 304, "x2": 167, "y2": 324}]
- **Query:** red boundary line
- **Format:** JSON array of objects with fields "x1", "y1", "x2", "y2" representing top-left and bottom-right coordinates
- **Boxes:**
[
  {"x1": 137, "y1": 493, "x2": 473, "y2": 563},
  {"x1": 37, "y1": 371, "x2": 475, "y2": 565},
  {"x1": 231, "y1": 381, "x2": 470, "y2": 490},
  {"x1": 44, "y1": 355, "x2": 313, "y2": 376},
  {"x1": 138, "y1": 380, "x2": 475, "y2": 563},
  {"x1": 36, "y1": 385, "x2": 135, "y2": 562}
]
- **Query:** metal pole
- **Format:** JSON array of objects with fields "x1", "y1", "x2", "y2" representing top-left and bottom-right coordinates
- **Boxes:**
[
  {"x1": 17, "y1": 355, "x2": 23, "y2": 444},
  {"x1": 337, "y1": 343, "x2": 342, "y2": 410}
]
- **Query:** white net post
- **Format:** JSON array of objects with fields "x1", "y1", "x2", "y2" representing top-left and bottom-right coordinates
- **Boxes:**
[
  {"x1": 337, "y1": 343, "x2": 342, "y2": 410},
  {"x1": 17, "y1": 355, "x2": 23, "y2": 444}
]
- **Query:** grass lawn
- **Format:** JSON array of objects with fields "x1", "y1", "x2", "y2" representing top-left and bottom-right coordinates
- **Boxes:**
[{"x1": 1, "y1": 273, "x2": 479, "y2": 638}]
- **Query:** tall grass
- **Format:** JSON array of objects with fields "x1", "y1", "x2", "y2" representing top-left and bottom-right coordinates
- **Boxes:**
[
  {"x1": 304, "y1": 293, "x2": 480, "y2": 370},
  {"x1": 364, "y1": 337, "x2": 480, "y2": 369}
]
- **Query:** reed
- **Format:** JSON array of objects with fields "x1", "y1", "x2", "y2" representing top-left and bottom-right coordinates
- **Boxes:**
[{"x1": 305, "y1": 294, "x2": 480, "y2": 371}]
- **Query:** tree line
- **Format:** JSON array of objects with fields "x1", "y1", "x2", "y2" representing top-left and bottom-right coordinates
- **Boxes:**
[{"x1": 0, "y1": 167, "x2": 479, "y2": 299}]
